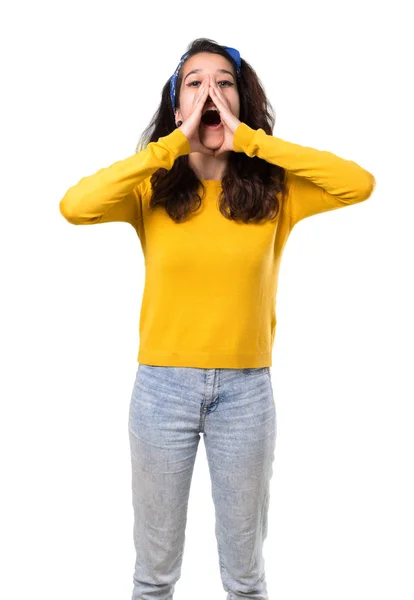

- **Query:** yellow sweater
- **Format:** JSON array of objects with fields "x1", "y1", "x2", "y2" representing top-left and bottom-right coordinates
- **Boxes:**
[{"x1": 59, "y1": 123, "x2": 375, "y2": 368}]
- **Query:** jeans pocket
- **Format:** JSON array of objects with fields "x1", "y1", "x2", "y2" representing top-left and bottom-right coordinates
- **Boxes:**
[{"x1": 241, "y1": 367, "x2": 270, "y2": 376}]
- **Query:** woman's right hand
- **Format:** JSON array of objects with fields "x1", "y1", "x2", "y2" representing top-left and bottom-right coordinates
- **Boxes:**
[{"x1": 178, "y1": 76, "x2": 215, "y2": 156}]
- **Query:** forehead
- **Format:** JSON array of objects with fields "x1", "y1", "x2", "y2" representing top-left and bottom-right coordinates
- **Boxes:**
[{"x1": 182, "y1": 52, "x2": 235, "y2": 79}]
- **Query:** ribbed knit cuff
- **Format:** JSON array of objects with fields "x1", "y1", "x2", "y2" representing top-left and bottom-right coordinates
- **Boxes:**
[
  {"x1": 232, "y1": 122, "x2": 257, "y2": 153},
  {"x1": 161, "y1": 128, "x2": 191, "y2": 159}
]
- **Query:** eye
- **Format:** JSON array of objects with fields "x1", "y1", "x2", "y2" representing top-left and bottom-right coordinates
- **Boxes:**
[{"x1": 187, "y1": 80, "x2": 233, "y2": 87}]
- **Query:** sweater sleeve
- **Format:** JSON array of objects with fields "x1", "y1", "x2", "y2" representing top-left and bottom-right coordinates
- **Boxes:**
[
  {"x1": 233, "y1": 122, "x2": 376, "y2": 227},
  {"x1": 59, "y1": 128, "x2": 191, "y2": 226}
]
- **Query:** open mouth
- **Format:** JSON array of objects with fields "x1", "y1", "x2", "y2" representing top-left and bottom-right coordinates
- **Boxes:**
[{"x1": 201, "y1": 108, "x2": 222, "y2": 129}]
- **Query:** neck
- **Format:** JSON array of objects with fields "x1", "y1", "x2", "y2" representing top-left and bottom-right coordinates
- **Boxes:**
[{"x1": 188, "y1": 151, "x2": 229, "y2": 181}]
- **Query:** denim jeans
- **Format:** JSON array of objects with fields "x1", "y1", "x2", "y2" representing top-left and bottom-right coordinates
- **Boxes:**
[{"x1": 128, "y1": 364, "x2": 277, "y2": 600}]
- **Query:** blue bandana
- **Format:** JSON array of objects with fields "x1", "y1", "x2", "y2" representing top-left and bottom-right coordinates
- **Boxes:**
[{"x1": 169, "y1": 46, "x2": 242, "y2": 111}]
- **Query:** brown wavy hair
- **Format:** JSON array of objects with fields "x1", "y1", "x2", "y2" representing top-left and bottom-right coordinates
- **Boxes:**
[{"x1": 135, "y1": 37, "x2": 286, "y2": 224}]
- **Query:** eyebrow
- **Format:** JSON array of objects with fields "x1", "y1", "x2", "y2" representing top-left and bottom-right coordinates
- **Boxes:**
[{"x1": 184, "y1": 68, "x2": 235, "y2": 82}]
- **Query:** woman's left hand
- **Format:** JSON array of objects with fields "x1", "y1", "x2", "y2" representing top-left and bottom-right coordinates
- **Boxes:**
[{"x1": 208, "y1": 76, "x2": 241, "y2": 157}]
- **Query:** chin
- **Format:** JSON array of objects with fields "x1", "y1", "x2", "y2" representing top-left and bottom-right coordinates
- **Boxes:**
[
  {"x1": 203, "y1": 143, "x2": 221, "y2": 153},
  {"x1": 200, "y1": 134, "x2": 223, "y2": 148}
]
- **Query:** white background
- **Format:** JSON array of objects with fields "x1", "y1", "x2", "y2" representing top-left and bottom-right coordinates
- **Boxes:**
[{"x1": 1, "y1": 1, "x2": 413, "y2": 599}]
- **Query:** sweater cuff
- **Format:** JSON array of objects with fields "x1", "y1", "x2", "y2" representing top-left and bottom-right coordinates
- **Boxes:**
[
  {"x1": 232, "y1": 122, "x2": 257, "y2": 153},
  {"x1": 160, "y1": 128, "x2": 191, "y2": 159}
]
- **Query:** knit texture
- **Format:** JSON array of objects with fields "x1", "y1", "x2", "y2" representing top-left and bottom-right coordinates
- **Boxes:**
[{"x1": 60, "y1": 123, "x2": 375, "y2": 367}]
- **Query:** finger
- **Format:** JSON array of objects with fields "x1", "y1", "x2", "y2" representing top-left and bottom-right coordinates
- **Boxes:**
[
  {"x1": 190, "y1": 82, "x2": 207, "y2": 125},
  {"x1": 209, "y1": 84, "x2": 224, "y2": 110},
  {"x1": 211, "y1": 85, "x2": 227, "y2": 108},
  {"x1": 193, "y1": 83, "x2": 209, "y2": 120},
  {"x1": 210, "y1": 78, "x2": 230, "y2": 110},
  {"x1": 196, "y1": 77, "x2": 209, "y2": 106},
  {"x1": 210, "y1": 76, "x2": 222, "y2": 96},
  {"x1": 209, "y1": 88, "x2": 230, "y2": 127},
  {"x1": 192, "y1": 78, "x2": 205, "y2": 110}
]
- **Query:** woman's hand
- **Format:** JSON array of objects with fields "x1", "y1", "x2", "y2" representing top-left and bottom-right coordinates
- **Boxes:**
[
  {"x1": 209, "y1": 77, "x2": 241, "y2": 157},
  {"x1": 178, "y1": 78, "x2": 215, "y2": 156}
]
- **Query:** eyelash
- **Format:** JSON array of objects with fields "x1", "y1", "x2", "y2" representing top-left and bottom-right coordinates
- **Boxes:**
[{"x1": 187, "y1": 80, "x2": 233, "y2": 88}]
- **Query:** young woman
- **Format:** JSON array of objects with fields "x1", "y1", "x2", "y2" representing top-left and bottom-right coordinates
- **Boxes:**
[{"x1": 60, "y1": 38, "x2": 375, "y2": 600}]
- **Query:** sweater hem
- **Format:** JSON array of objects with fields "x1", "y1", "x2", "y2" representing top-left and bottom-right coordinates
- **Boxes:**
[{"x1": 137, "y1": 348, "x2": 272, "y2": 369}]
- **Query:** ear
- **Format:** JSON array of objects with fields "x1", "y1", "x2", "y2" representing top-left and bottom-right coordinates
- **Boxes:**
[{"x1": 175, "y1": 110, "x2": 182, "y2": 124}]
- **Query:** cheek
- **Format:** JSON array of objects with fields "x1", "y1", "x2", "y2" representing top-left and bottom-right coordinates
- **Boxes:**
[
  {"x1": 231, "y1": 96, "x2": 240, "y2": 115},
  {"x1": 227, "y1": 90, "x2": 240, "y2": 110},
  {"x1": 180, "y1": 94, "x2": 196, "y2": 116}
]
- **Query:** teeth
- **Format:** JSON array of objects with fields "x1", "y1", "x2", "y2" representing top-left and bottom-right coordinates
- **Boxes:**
[{"x1": 202, "y1": 105, "x2": 218, "y2": 115}]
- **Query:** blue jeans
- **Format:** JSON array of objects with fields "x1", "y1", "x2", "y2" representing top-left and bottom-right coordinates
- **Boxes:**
[{"x1": 128, "y1": 364, "x2": 277, "y2": 600}]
